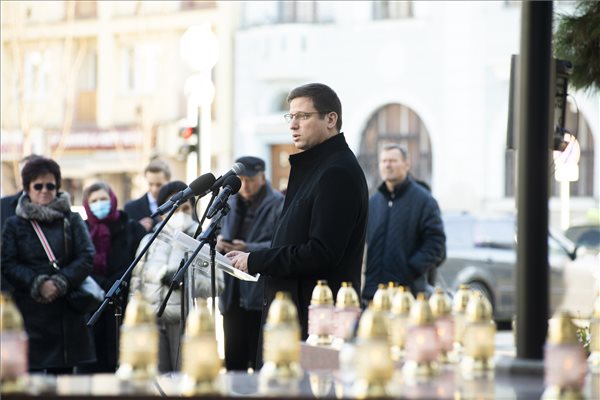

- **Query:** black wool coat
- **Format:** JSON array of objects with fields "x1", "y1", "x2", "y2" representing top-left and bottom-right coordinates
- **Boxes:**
[
  {"x1": 248, "y1": 133, "x2": 368, "y2": 348},
  {"x1": 218, "y1": 183, "x2": 284, "y2": 313},
  {"x1": 2, "y1": 206, "x2": 96, "y2": 370}
]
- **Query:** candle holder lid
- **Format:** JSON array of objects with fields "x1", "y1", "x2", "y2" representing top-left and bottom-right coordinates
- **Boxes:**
[
  {"x1": 335, "y1": 282, "x2": 360, "y2": 308},
  {"x1": 547, "y1": 311, "x2": 579, "y2": 345},
  {"x1": 429, "y1": 288, "x2": 452, "y2": 317},
  {"x1": 266, "y1": 292, "x2": 299, "y2": 326},
  {"x1": 452, "y1": 285, "x2": 471, "y2": 314},
  {"x1": 409, "y1": 293, "x2": 434, "y2": 325},
  {"x1": 465, "y1": 292, "x2": 493, "y2": 322},
  {"x1": 123, "y1": 291, "x2": 155, "y2": 326},
  {"x1": 372, "y1": 283, "x2": 392, "y2": 311},
  {"x1": 185, "y1": 299, "x2": 215, "y2": 335},
  {"x1": 357, "y1": 307, "x2": 388, "y2": 339},
  {"x1": 592, "y1": 290, "x2": 600, "y2": 319},
  {"x1": 0, "y1": 292, "x2": 24, "y2": 331},
  {"x1": 310, "y1": 280, "x2": 334, "y2": 305},
  {"x1": 391, "y1": 286, "x2": 413, "y2": 314}
]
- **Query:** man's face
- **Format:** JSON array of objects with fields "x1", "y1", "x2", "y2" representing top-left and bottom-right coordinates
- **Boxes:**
[
  {"x1": 238, "y1": 173, "x2": 266, "y2": 200},
  {"x1": 146, "y1": 171, "x2": 168, "y2": 200},
  {"x1": 288, "y1": 97, "x2": 334, "y2": 151},
  {"x1": 379, "y1": 148, "x2": 410, "y2": 185}
]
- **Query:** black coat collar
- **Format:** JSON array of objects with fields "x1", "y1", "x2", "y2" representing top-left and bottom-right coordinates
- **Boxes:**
[
  {"x1": 289, "y1": 133, "x2": 348, "y2": 167},
  {"x1": 378, "y1": 175, "x2": 414, "y2": 201}
]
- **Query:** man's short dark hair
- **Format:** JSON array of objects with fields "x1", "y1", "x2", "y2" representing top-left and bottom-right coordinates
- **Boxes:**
[
  {"x1": 287, "y1": 83, "x2": 342, "y2": 132},
  {"x1": 21, "y1": 157, "x2": 62, "y2": 191},
  {"x1": 145, "y1": 159, "x2": 171, "y2": 180}
]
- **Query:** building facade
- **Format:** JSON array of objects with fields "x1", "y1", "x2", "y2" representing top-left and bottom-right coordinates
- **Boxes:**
[
  {"x1": 1, "y1": 0, "x2": 237, "y2": 205},
  {"x1": 232, "y1": 1, "x2": 599, "y2": 228}
]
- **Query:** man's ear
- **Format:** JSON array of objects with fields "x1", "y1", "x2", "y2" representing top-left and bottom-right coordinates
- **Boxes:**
[{"x1": 327, "y1": 112, "x2": 338, "y2": 129}]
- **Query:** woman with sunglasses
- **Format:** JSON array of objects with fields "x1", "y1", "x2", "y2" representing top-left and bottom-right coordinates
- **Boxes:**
[
  {"x1": 77, "y1": 181, "x2": 146, "y2": 373},
  {"x1": 1, "y1": 157, "x2": 96, "y2": 374}
]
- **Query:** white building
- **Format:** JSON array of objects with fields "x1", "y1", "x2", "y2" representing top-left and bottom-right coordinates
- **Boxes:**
[{"x1": 233, "y1": 1, "x2": 599, "y2": 228}]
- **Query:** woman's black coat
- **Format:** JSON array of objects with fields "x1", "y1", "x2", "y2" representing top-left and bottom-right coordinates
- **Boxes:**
[{"x1": 2, "y1": 210, "x2": 96, "y2": 370}]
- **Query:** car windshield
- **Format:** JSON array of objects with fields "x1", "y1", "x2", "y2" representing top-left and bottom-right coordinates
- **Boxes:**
[
  {"x1": 444, "y1": 213, "x2": 575, "y2": 256},
  {"x1": 444, "y1": 214, "x2": 515, "y2": 249}
]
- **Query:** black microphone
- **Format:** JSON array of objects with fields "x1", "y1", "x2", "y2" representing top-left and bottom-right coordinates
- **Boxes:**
[
  {"x1": 207, "y1": 162, "x2": 244, "y2": 193},
  {"x1": 206, "y1": 176, "x2": 242, "y2": 219},
  {"x1": 151, "y1": 173, "x2": 216, "y2": 218}
]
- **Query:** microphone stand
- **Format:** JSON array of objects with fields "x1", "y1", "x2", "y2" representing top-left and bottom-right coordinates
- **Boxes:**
[
  {"x1": 192, "y1": 188, "x2": 219, "y2": 240},
  {"x1": 158, "y1": 203, "x2": 230, "y2": 318},
  {"x1": 87, "y1": 199, "x2": 183, "y2": 327}
]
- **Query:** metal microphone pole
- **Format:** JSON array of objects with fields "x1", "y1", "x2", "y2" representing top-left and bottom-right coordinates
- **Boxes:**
[
  {"x1": 159, "y1": 204, "x2": 230, "y2": 318},
  {"x1": 193, "y1": 189, "x2": 218, "y2": 239},
  {"x1": 87, "y1": 199, "x2": 182, "y2": 327}
]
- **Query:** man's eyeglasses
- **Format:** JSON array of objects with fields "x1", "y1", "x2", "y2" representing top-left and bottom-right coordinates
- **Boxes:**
[
  {"x1": 283, "y1": 112, "x2": 322, "y2": 123},
  {"x1": 33, "y1": 183, "x2": 56, "y2": 191}
]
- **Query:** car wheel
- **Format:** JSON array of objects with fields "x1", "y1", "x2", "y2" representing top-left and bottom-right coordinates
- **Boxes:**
[{"x1": 467, "y1": 281, "x2": 494, "y2": 311}]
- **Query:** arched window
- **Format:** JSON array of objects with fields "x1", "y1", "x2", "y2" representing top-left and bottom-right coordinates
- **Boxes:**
[{"x1": 357, "y1": 103, "x2": 432, "y2": 193}]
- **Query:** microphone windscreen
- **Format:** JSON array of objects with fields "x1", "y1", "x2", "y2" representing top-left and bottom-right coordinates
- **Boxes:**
[
  {"x1": 190, "y1": 173, "x2": 216, "y2": 195},
  {"x1": 223, "y1": 175, "x2": 242, "y2": 194}
]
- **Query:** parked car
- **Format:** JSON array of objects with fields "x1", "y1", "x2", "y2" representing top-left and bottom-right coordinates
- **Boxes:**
[
  {"x1": 564, "y1": 224, "x2": 600, "y2": 253},
  {"x1": 435, "y1": 212, "x2": 599, "y2": 322}
]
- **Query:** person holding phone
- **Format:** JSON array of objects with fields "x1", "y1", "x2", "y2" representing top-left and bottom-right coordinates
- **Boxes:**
[{"x1": 216, "y1": 156, "x2": 284, "y2": 371}]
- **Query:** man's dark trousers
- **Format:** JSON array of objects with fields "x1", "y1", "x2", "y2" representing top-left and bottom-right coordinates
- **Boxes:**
[{"x1": 222, "y1": 281, "x2": 262, "y2": 371}]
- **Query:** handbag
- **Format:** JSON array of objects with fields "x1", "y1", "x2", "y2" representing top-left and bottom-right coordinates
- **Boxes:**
[{"x1": 30, "y1": 219, "x2": 105, "y2": 314}]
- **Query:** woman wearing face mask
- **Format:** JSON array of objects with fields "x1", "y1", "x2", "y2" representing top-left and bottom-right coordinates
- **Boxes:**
[
  {"x1": 78, "y1": 181, "x2": 146, "y2": 373},
  {"x1": 129, "y1": 180, "x2": 222, "y2": 373},
  {"x1": 1, "y1": 157, "x2": 96, "y2": 374}
]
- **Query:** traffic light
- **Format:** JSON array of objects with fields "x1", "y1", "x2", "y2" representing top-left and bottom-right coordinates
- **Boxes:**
[
  {"x1": 180, "y1": 126, "x2": 198, "y2": 141},
  {"x1": 178, "y1": 125, "x2": 199, "y2": 158},
  {"x1": 552, "y1": 59, "x2": 573, "y2": 152}
]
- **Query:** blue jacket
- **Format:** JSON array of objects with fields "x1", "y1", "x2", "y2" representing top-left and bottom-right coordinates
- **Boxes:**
[
  {"x1": 364, "y1": 175, "x2": 446, "y2": 299},
  {"x1": 218, "y1": 183, "x2": 283, "y2": 312}
]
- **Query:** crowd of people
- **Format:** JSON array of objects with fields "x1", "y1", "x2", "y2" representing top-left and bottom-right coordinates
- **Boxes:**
[{"x1": 0, "y1": 82, "x2": 446, "y2": 374}]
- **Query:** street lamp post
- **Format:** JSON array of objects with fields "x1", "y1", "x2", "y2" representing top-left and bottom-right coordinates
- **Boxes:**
[{"x1": 180, "y1": 25, "x2": 219, "y2": 182}]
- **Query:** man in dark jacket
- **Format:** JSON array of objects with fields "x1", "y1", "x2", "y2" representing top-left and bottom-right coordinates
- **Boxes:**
[
  {"x1": 216, "y1": 156, "x2": 284, "y2": 371},
  {"x1": 226, "y1": 83, "x2": 369, "y2": 366},
  {"x1": 124, "y1": 159, "x2": 171, "y2": 232},
  {"x1": 363, "y1": 144, "x2": 446, "y2": 301}
]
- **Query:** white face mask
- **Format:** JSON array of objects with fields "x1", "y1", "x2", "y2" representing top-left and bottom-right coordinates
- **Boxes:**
[{"x1": 168, "y1": 211, "x2": 194, "y2": 232}]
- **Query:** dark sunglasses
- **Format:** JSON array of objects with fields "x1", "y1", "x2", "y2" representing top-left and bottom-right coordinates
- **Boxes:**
[{"x1": 33, "y1": 183, "x2": 57, "y2": 191}]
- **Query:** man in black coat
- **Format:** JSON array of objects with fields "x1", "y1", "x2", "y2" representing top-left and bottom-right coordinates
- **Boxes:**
[
  {"x1": 226, "y1": 83, "x2": 369, "y2": 366},
  {"x1": 124, "y1": 159, "x2": 171, "y2": 232},
  {"x1": 363, "y1": 144, "x2": 446, "y2": 301},
  {"x1": 216, "y1": 156, "x2": 284, "y2": 371}
]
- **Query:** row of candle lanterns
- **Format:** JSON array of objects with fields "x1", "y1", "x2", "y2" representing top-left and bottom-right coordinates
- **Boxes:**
[
  {"x1": 304, "y1": 281, "x2": 598, "y2": 399},
  {"x1": 1, "y1": 282, "x2": 599, "y2": 397}
]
